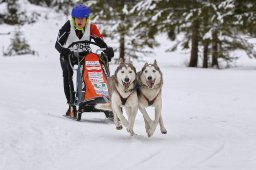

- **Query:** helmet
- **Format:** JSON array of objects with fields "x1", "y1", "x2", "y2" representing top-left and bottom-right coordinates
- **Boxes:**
[{"x1": 71, "y1": 3, "x2": 90, "y2": 18}]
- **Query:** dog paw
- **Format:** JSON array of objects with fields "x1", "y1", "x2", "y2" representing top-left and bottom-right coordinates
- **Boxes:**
[
  {"x1": 129, "y1": 130, "x2": 135, "y2": 136},
  {"x1": 116, "y1": 125, "x2": 123, "y2": 130},
  {"x1": 147, "y1": 130, "x2": 153, "y2": 138},
  {"x1": 145, "y1": 127, "x2": 151, "y2": 134},
  {"x1": 161, "y1": 129, "x2": 167, "y2": 134},
  {"x1": 126, "y1": 128, "x2": 134, "y2": 136}
]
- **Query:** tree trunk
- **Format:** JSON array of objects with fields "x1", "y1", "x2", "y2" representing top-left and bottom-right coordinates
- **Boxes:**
[
  {"x1": 189, "y1": 18, "x2": 199, "y2": 67},
  {"x1": 203, "y1": 41, "x2": 209, "y2": 68},
  {"x1": 119, "y1": 31, "x2": 125, "y2": 62},
  {"x1": 211, "y1": 30, "x2": 219, "y2": 68},
  {"x1": 202, "y1": 7, "x2": 209, "y2": 68},
  {"x1": 119, "y1": 14, "x2": 125, "y2": 62}
]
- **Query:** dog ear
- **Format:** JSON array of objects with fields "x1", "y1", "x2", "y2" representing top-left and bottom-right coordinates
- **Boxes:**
[
  {"x1": 118, "y1": 58, "x2": 124, "y2": 64},
  {"x1": 141, "y1": 62, "x2": 148, "y2": 71},
  {"x1": 153, "y1": 59, "x2": 160, "y2": 71},
  {"x1": 114, "y1": 64, "x2": 122, "y2": 77},
  {"x1": 153, "y1": 59, "x2": 158, "y2": 66}
]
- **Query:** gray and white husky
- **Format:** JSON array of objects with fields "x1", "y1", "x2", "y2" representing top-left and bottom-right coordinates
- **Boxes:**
[
  {"x1": 137, "y1": 60, "x2": 167, "y2": 137},
  {"x1": 95, "y1": 63, "x2": 138, "y2": 136}
]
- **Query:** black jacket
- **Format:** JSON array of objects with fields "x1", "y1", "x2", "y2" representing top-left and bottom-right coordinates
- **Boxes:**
[{"x1": 55, "y1": 20, "x2": 108, "y2": 56}]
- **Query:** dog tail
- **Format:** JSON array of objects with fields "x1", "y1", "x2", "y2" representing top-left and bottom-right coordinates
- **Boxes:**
[{"x1": 95, "y1": 103, "x2": 112, "y2": 111}]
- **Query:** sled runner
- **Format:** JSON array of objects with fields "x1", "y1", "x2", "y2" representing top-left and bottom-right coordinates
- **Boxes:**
[{"x1": 67, "y1": 40, "x2": 112, "y2": 121}]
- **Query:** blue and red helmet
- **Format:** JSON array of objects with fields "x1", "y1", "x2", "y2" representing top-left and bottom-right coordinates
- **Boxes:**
[{"x1": 71, "y1": 3, "x2": 90, "y2": 18}]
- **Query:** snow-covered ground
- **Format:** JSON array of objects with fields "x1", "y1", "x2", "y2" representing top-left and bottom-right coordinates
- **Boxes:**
[{"x1": 1, "y1": 4, "x2": 256, "y2": 170}]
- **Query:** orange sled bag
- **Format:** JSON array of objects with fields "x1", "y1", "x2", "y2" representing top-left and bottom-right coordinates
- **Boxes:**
[{"x1": 83, "y1": 53, "x2": 109, "y2": 100}]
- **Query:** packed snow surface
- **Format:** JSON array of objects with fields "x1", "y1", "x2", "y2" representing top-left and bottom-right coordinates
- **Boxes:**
[{"x1": 1, "y1": 4, "x2": 256, "y2": 170}]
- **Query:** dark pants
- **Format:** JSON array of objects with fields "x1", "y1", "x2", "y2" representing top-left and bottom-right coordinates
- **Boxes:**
[{"x1": 60, "y1": 55, "x2": 76, "y2": 104}]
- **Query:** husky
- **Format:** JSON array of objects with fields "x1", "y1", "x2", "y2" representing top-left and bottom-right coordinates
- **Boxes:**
[
  {"x1": 137, "y1": 60, "x2": 167, "y2": 137},
  {"x1": 95, "y1": 63, "x2": 138, "y2": 136}
]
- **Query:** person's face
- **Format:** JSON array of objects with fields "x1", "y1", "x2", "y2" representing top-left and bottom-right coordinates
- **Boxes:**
[{"x1": 74, "y1": 18, "x2": 87, "y2": 29}]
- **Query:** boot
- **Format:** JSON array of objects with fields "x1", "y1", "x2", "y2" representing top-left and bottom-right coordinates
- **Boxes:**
[
  {"x1": 66, "y1": 104, "x2": 77, "y2": 118},
  {"x1": 65, "y1": 104, "x2": 71, "y2": 116},
  {"x1": 70, "y1": 104, "x2": 77, "y2": 118},
  {"x1": 72, "y1": 105, "x2": 77, "y2": 118}
]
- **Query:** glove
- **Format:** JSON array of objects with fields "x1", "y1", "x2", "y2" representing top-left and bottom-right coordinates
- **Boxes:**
[
  {"x1": 78, "y1": 51, "x2": 89, "y2": 56},
  {"x1": 104, "y1": 47, "x2": 114, "y2": 61},
  {"x1": 61, "y1": 48, "x2": 72, "y2": 57}
]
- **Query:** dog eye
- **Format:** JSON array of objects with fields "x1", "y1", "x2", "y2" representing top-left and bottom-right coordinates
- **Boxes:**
[
  {"x1": 121, "y1": 71, "x2": 124, "y2": 73},
  {"x1": 153, "y1": 70, "x2": 156, "y2": 73},
  {"x1": 129, "y1": 71, "x2": 132, "y2": 73},
  {"x1": 145, "y1": 70, "x2": 148, "y2": 73}
]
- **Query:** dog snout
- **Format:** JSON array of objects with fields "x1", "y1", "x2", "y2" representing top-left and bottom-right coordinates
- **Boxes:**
[
  {"x1": 147, "y1": 76, "x2": 152, "y2": 81},
  {"x1": 124, "y1": 77, "x2": 130, "y2": 82}
]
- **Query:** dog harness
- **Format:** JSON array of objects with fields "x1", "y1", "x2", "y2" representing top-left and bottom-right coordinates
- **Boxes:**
[
  {"x1": 138, "y1": 88, "x2": 159, "y2": 106},
  {"x1": 116, "y1": 88, "x2": 135, "y2": 106},
  {"x1": 143, "y1": 93, "x2": 158, "y2": 106}
]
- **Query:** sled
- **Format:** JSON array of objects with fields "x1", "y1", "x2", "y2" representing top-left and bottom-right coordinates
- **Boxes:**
[{"x1": 67, "y1": 40, "x2": 112, "y2": 121}]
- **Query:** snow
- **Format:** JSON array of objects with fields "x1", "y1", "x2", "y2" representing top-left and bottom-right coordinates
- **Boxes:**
[
  {"x1": 152, "y1": 11, "x2": 162, "y2": 21},
  {"x1": 122, "y1": 4, "x2": 129, "y2": 15},
  {"x1": 1, "y1": 4, "x2": 256, "y2": 170},
  {"x1": 0, "y1": 2, "x2": 7, "y2": 14},
  {"x1": 203, "y1": 29, "x2": 212, "y2": 40}
]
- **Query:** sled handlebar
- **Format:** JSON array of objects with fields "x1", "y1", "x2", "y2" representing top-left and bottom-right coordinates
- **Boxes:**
[
  {"x1": 67, "y1": 40, "x2": 99, "y2": 49},
  {"x1": 68, "y1": 40, "x2": 106, "y2": 59}
]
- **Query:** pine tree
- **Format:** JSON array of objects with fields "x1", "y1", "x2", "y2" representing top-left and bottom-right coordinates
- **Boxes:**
[
  {"x1": 133, "y1": 0, "x2": 256, "y2": 68},
  {"x1": 91, "y1": 0, "x2": 153, "y2": 62},
  {"x1": 234, "y1": 0, "x2": 256, "y2": 36},
  {"x1": 3, "y1": 28, "x2": 34, "y2": 56},
  {"x1": 51, "y1": 0, "x2": 73, "y2": 15},
  {"x1": 132, "y1": 0, "x2": 202, "y2": 67},
  {"x1": 3, "y1": 0, "x2": 41, "y2": 25},
  {"x1": 4, "y1": 0, "x2": 19, "y2": 25}
]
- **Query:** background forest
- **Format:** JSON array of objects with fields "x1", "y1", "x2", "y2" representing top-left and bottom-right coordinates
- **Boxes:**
[{"x1": 1, "y1": 0, "x2": 256, "y2": 68}]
